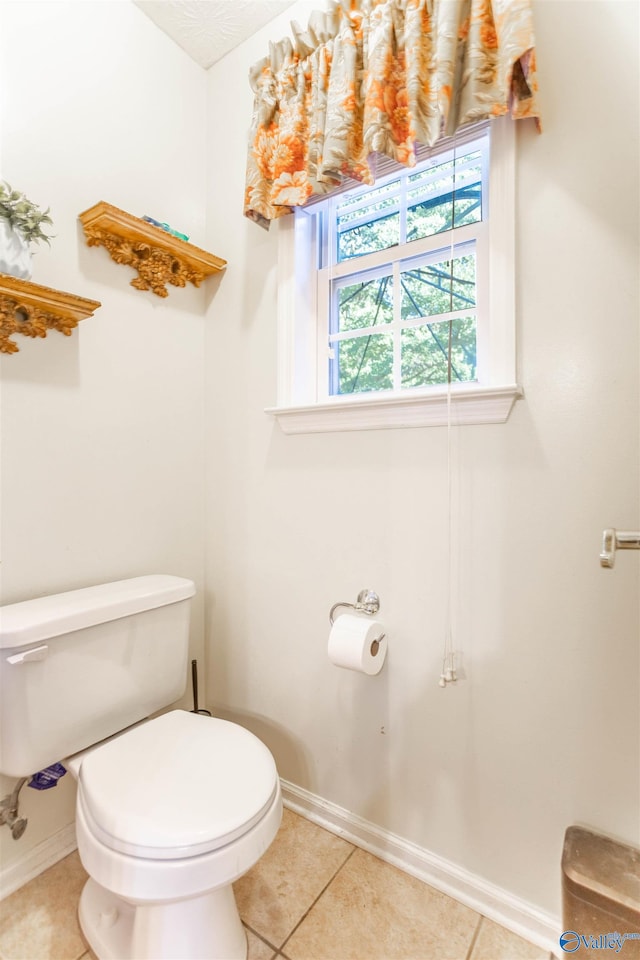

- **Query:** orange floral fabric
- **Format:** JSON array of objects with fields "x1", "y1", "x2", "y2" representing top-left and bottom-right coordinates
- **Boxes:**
[{"x1": 245, "y1": 0, "x2": 540, "y2": 228}]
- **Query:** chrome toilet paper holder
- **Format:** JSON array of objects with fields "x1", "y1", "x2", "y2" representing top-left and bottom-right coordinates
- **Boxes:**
[{"x1": 329, "y1": 589, "x2": 380, "y2": 625}]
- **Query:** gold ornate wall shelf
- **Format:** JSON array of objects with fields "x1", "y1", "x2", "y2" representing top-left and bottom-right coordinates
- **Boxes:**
[
  {"x1": 0, "y1": 274, "x2": 101, "y2": 354},
  {"x1": 78, "y1": 202, "x2": 227, "y2": 298}
]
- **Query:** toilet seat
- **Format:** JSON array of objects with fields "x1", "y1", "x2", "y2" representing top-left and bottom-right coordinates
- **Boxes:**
[{"x1": 76, "y1": 710, "x2": 278, "y2": 860}]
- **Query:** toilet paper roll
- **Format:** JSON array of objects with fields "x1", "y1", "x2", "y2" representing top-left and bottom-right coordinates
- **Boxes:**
[{"x1": 328, "y1": 614, "x2": 387, "y2": 675}]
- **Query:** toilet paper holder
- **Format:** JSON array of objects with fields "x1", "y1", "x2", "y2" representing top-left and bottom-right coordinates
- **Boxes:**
[{"x1": 329, "y1": 589, "x2": 380, "y2": 625}]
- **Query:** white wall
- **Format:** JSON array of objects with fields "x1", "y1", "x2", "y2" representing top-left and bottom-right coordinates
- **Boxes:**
[
  {"x1": 204, "y1": 0, "x2": 639, "y2": 922},
  {"x1": 0, "y1": 1, "x2": 208, "y2": 883}
]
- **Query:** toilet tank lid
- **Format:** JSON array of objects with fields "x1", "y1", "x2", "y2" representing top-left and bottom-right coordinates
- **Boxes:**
[{"x1": 0, "y1": 575, "x2": 196, "y2": 649}]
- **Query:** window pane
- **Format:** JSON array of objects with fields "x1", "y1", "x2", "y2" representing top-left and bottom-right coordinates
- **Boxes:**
[
  {"x1": 408, "y1": 156, "x2": 454, "y2": 191},
  {"x1": 331, "y1": 334, "x2": 394, "y2": 395},
  {"x1": 337, "y1": 179, "x2": 399, "y2": 221},
  {"x1": 337, "y1": 211, "x2": 400, "y2": 262},
  {"x1": 406, "y1": 151, "x2": 482, "y2": 242},
  {"x1": 334, "y1": 273, "x2": 393, "y2": 333},
  {"x1": 401, "y1": 253, "x2": 476, "y2": 320},
  {"x1": 407, "y1": 151, "x2": 481, "y2": 191},
  {"x1": 406, "y1": 181, "x2": 482, "y2": 241},
  {"x1": 401, "y1": 317, "x2": 477, "y2": 388},
  {"x1": 453, "y1": 163, "x2": 483, "y2": 228}
]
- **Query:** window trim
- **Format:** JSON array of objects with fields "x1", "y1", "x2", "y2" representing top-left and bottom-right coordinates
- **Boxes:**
[{"x1": 266, "y1": 117, "x2": 521, "y2": 434}]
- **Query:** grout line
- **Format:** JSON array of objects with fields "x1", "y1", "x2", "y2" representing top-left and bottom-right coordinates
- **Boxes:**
[
  {"x1": 464, "y1": 913, "x2": 484, "y2": 960},
  {"x1": 243, "y1": 922, "x2": 279, "y2": 954},
  {"x1": 279, "y1": 845, "x2": 358, "y2": 956}
]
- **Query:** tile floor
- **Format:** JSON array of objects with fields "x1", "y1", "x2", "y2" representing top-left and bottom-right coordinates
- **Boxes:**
[{"x1": 0, "y1": 808, "x2": 555, "y2": 960}]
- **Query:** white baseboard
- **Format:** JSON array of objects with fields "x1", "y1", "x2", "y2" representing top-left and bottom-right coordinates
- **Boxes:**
[
  {"x1": 280, "y1": 779, "x2": 561, "y2": 957},
  {"x1": 0, "y1": 823, "x2": 77, "y2": 901}
]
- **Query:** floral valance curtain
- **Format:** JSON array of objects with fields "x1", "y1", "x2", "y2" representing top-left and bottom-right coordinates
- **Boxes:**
[{"x1": 244, "y1": 0, "x2": 540, "y2": 228}]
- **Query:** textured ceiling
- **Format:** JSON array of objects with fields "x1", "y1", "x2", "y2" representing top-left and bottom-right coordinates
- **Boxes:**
[{"x1": 134, "y1": 1, "x2": 297, "y2": 70}]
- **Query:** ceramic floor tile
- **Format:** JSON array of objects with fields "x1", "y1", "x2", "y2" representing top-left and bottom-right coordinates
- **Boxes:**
[
  {"x1": 0, "y1": 851, "x2": 88, "y2": 960},
  {"x1": 246, "y1": 926, "x2": 278, "y2": 960},
  {"x1": 469, "y1": 917, "x2": 550, "y2": 959},
  {"x1": 58, "y1": 913, "x2": 271, "y2": 960},
  {"x1": 78, "y1": 928, "x2": 276, "y2": 960},
  {"x1": 283, "y1": 847, "x2": 481, "y2": 960},
  {"x1": 233, "y1": 807, "x2": 354, "y2": 948}
]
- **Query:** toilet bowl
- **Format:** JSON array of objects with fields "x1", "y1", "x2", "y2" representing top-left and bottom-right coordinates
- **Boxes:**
[{"x1": 71, "y1": 709, "x2": 283, "y2": 960}]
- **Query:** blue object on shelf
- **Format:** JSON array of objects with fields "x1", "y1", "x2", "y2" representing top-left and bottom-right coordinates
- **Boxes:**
[{"x1": 142, "y1": 215, "x2": 190, "y2": 243}]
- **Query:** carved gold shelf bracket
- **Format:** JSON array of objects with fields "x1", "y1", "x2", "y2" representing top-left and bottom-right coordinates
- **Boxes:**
[
  {"x1": 79, "y1": 202, "x2": 226, "y2": 298},
  {"x1": 0, "y1": 275, "x2": 101, "y2": 354}
]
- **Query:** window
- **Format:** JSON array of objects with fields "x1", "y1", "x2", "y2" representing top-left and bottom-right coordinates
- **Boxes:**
[
  {"x1": 322, "y1": 132, "x2": 486, "y2": 398},
  {"x1": 268, "y1": 119, "x2": 521, "y2": 433}
]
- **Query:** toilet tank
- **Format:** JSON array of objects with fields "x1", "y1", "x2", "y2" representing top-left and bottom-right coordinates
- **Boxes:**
[{"x1": 0, "y1": 575, "x2": 195, "y2": 778}]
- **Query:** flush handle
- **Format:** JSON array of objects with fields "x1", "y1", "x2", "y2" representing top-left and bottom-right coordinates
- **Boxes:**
[
  {"x1": 6, "y1": 645, "x2": 49, "y2": 665},
  {"x1": 600, "y1": 529, "x2": 640, "y2": 568}
]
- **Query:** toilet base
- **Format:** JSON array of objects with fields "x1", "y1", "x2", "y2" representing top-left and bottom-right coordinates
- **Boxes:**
[{"x1": 79, "y1": 877, "x2": 247, "y2": 960}]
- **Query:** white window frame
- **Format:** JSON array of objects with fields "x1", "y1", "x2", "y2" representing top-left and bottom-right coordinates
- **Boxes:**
[{"x1": 266, "y1": 117, "x2": 521, "y2": 434}]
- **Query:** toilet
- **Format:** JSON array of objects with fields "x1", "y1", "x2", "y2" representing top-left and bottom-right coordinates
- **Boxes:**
[{"x1": 0, "y1": 575, "x2": 282, "y2": 960}]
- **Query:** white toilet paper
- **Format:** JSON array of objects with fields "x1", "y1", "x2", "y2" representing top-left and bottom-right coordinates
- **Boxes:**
[{"x1": 328, "y1": 614, "x2": 387, "y2": 675}]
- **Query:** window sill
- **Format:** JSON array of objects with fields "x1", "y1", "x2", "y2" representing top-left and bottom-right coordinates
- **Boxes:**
[{"x1": 266, "y1": 383, "x2": 523, "y2": 434}]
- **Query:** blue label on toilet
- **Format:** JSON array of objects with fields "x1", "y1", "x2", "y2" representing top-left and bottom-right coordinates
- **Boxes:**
[{"x1": 28, "y1": 763, "x2": 67, "y2": 790}]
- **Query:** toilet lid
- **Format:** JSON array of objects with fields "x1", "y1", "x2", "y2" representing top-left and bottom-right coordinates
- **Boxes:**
[{"x1": 77, "y1": 710, "x2": 278, "y2": 860}]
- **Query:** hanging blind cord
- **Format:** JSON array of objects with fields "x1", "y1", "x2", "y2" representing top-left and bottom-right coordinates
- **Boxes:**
[{"x1": 440, "y1": 136, "x2": 458, "y2": 688}]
